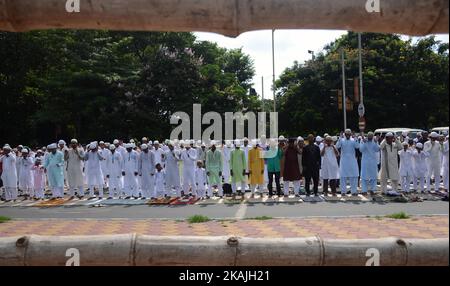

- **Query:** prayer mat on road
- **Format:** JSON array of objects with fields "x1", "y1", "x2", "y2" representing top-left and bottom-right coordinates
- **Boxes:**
[
  {"x1": 33, "y1": 198, "x2": 71, "y2": 207},
  {"x1": 101, "y1": 199, "x2": 149, "y2": 205},
  {"x1": 148, "y1": 197, "x2": 178, "y2": 205},
  {"x1": 169, "y1": 197, "x2": 200, "y2": 205},
  {"x1": 196, "y1": 197, "x2": 222, "y2": 205}
]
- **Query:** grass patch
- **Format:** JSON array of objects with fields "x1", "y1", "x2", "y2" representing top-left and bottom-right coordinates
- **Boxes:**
[
  {"x1": 385, "y1": 212, "x2": 410, "y2": 219},
  {"x1": 0, "y1": 216, "x2": 11, "y2": 223},
  {"x1": 187, "y1": 215, "x2": 210, "y2": 224},
  {"x1": 245, "y1": 216, "x2": 273, "y2": 221}
]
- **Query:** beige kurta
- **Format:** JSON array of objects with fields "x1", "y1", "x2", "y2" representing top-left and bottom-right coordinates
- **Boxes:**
[
  {"x1": 379, "y1": 139, "x2": 402, "y2": 181},
  {"x1": 65, "y1": 148, "x2": 85, "y2": 188}
]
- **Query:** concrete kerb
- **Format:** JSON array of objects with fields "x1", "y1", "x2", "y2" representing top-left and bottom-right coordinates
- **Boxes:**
[{"x1": 0, "y1": 235, "x2": 448, "y2": 266}]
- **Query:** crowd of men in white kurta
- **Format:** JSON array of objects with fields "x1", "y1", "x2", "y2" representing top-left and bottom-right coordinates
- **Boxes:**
[{"x1": 0, "y1": 129, "x2": 448, "y2": 202}]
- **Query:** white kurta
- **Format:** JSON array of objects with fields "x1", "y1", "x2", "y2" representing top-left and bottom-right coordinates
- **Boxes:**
[
  {"x1": 99, "y1": 148, "x2": 111, "y2": 179},
  {"x1": 106, "y1": 151, "x2": 123, "y2": 191},
  {"x1": 85, "y1": 151, "x2": 104, "y2": 187},
  {"x1": 195, "y1": 167, "x2": 208, "y2": 190},
  {"x1": 152, "y1": 148, "x2": 164, "y2": 166},
  {"x1": 180, "y1": 148, "x2": 197, "y2": 187},
  {"x1": 138, "y1": 151, "x2": 155, "y2": 194},
  {"x1": 65, "y1": 148, "x2": 85, "y2": 188},
  {"x1": 222, "y1": 146, "x2": 233, "y2": 183},
  {"x1": 424, "y1": 140, "x2": 443, "y2": 175},
  {"x1": 413, "y1": 150, "x2": 428, "y2": 178},
  {"x1": 399, "y1": 149, "x2": 414, "y2": 177},
  {"x1": 123, "y1": 150, "x2": 139, "y2": 191},
  {"x1": 379, "y1": 139, "x2": 402, "y2": 181},
  {"x1": 17, "y1": 156, "x2": 34, "y2": 190},
  {"x1": 336, "y1": 138, "x2": 359, "y2": 178},
  {"x1": 320, "y1": 146, "x2": 339, "y2": 180},
  {"x1": 163, "y1": 149, "x2": 181, "y2": 188}
]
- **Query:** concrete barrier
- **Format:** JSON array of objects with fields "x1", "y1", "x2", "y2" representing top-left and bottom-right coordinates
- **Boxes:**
[
  {"x1": 0, "y1": 0, "x2": 448, "y2": 36},
  {"x1": 0, "y1": 235, "x2": 447, "y2": 266}
]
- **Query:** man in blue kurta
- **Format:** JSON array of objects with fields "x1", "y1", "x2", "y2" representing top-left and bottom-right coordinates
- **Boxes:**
[
  {"x1": 359, "y1": 132, "x2": 380, "y2": 195},
  {"x1": 336, "y1": 129, "x2": 360, "y2": 195},
  {"x1": 44, "y1": 143, "x2": 65, "y2": 198}
]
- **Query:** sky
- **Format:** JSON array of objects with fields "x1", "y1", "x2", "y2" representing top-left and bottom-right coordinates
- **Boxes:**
[{"x1": 195, "y1": 30, "x2": 449, "y2": 100}]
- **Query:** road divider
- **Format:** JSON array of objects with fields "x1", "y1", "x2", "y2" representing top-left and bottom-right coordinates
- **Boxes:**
[{"x1": 0, "y1": 235, "x2": 447, "y2": 266}]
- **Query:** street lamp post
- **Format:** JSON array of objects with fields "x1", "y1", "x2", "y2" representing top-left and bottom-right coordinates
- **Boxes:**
[
  {"x1": 308, "y1": 50, "x2": 315, "y2": 60},
  {"x1": 272, "y1": 29, "x2": 276, "y2": 112},
  {"x1": 341, "y1": 49, "x2": 347, "y2": 130}
]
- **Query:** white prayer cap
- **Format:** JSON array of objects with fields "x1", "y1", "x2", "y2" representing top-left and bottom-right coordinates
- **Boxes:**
[
  {"x1": 18, "y1": 145, "x2": 23, "y2": 148},
  {"x1": 90, "y1": 141, "x2": 98, "y2": 149},
  {"x1": 297, "y1": 136, "x2": 304, "y2": 142},
  {"x1": 2, "y1": 144, "x2": 11, "y2": 150},
  {"x1": 243, "y1": 137, "x2": 249, "y2": 141},
  {"x1": 109, "y1": 144, "x2": 116, "y2": 150},
  {"x1": 209, "y1": 140, "x2": 216, "y2": 146},
  {"x1": 168, "y1": 140, "x2": 174, "y2": 146},
  {"x1": 225, "y1": 140, "x2": 232, "y2": 147},
  {"x1": 196, "y1": 140, "x2": 202, "y2": 145},
  {"x1": 154, "y1": 140, "x2": 160, "y2": 145},
  {"x1": 345, "y1": 129, "x2": 352, "y2": 134},
  {"x1": 332, "y1": 136, "x2": 338, "y2": 142},
  {"x1": 142, "y1": 137, "x2": 148, "y2": 141},
  {"x1": 58, "y1": 140, "x2": 66, "y2": 145},
  {"x1": 386, "y1": 132, "x2": 394, "y2": 137},
  {"x1": 37, "y1": 149, "x2": 43, "y2": 153},
  {"x1": 250, "y1": 139, "x2": 258, "y2": 145},
  {"x1": 416, "y1": 143, "x2": 423, "y2": 149},
  {"x1": 70, "y1": 139, "x2": 78, "y2": 144},
  {"x1": 316, "y1": 136, "x2": 323, "y2": 143},
  {"x1": 47, "y1": 143, "x2": 57, "y2": 149},
  {"x1": 324, "y1": 133, "x2": 329, "y2": 138},
  {"x1": 367, "y1": 132, "x2": 374, "y2": 136},
  {"x1": 325, "y1": 136, "x2": 333, "y2": 141},
  {"x1": 190, "y1": 140, "x2": 195, "y2": 145},
  {"x1": 430, "y1": 132, "x2": 439, "y2": 138},
  {"x1": 234, "y1": 139, "x2": 242, "y2": 147},
  {"x1": 141, "y1": 144, "x2": 148, "y2": 150},
  {"x1": 129, "y1": 139, "x2": 135, "y2": 143},
  {"x1": 22, "y1": 148, "x2": 29, "y2": 154},
  {"x1": 99, "y1": 141, "x2": 105, "y2": 145},
  {"x1": 125, "y1": 143, "x2": 133, "y2": 149},
  {"x1": 278, "y1": 135, "x2": 285, "y2": 141},
  {"x1": 113, "y1": 139, "x2": 119, "y2": 145}
]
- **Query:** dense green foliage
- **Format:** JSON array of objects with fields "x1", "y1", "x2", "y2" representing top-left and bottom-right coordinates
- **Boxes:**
[
  {"x1": 276, "y1": 32, "x2": 449, "y2": 137},
  {"x1": 0, "y1": 31, "x2": 448, "y2": 146}
]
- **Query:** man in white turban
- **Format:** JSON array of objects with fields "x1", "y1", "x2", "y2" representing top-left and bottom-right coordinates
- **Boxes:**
[
  {"x1": 0, "y1": 145, "x2": 18, "y2": 201},
  {"x1": 424, "y1": 132, "x2": 444, "y2": 191},
  {"x1": 65, "y1": 139, "x2": 85, "y2": 198},
  {"x1": 379, "y1": 132, "x2": 402, "y2": 193},
  {"x1": 44, "y1": 143, "x2": 65, "y2": 198}
]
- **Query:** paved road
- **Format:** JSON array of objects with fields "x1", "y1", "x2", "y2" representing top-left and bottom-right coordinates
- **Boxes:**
[{"x1": 0, "y1": 200, "x2": 448, "y2": 220}]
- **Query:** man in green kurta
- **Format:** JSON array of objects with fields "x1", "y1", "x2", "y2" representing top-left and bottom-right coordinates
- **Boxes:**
[
  {"x1": 205, "y1": 141, "x2": 223, "y2": 198},
  {"x1": 230, "y1": 139, "x2": 246, "y2": 195}
]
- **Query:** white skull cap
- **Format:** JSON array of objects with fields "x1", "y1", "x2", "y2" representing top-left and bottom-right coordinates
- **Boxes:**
[
  {"x1": 297, "y1": 136, "x2": 304, "y2": 141},
  {"x1": 234, "y1": 139, "x2": 241, "y2": 147},
  {"x1": 109, "y1": 144, "x2": 116, "y2": 150},
  {"x1": 58, "y1": 140, "x2": 66, "y2": 145},
  {"x1": 430, "y1": 132, "x2": 439, "y2": 138},
  {"x1": 345, "y1": 129, "x2": 352, "y2": 134},
  {"x1": 141, "y1": 144, "x2": 148, "y2": 150},
  {"x1": 22, "y1": 148, "x2": 29, "y2": 153},
  {"x1": 113, "y1": 139, "x2": 119, "y2": 144},
  {"x1": 71, "y1": 139, "x2": 78, "y2": 144},
  {"x1": 386, "y1": 132, "x2": 394, "y2": 137},
  {"x1": 416, "y1": 143, "x2": 423, "y2": 149},
  {"x1": 154, "y1": 140, "x2": 160, "y2": 145}
]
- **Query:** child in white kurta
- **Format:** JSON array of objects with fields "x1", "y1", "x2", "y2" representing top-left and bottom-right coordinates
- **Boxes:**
[
  {"x1": 17, "y1": 150, "x2": 34, "y2": 198},
  {"x1": 195, "y1": 161, "x2": 208, "y2": 199},
  {"x1": 32, "y1": 159, "x2": 46, "y2": 199},
  {"x1": 154, "y1": 163, "x2": 166, "y2": 198},
  {"x1": 413, "y1": 143, "x2": 429, "y2": 192},
  {"x1": 398, "y1": 143, "x2": 414, "y2": 193}
]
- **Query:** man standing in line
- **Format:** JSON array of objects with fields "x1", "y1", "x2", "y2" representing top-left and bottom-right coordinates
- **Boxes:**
[
  {"x1": 205, "y1": 141, "x2": 223, "y2": 198},
  {"x1": 336, "y1": 129, "x2": 360, "y2": 196},
  {"x1": 282, "y1": 138, "x2": 302, "y2": 197},
  {"x1": 44, "y1": 143, "x2": 65, "y2": 199},
  {"x1": 302, "y1": 135, "x2": 322, "y2": 197},
  {"x1": 84, "y1": 142, "x2": 105, "y2": 199},
  {"x1": 65, "y1": 139, "x2": 85, "y2": 199},
  {"x1": 320, "y1": 136, "x2": 339, "y2": 196},
  {"x1": 248, "y1": 139, "x2": 264, "y2": 198},
  {"x1": 0, "y1": 145, "x2": 18, "y2": 202},
  {"x1": 123, "y1": 143, "x2": 139, "y2": 199},
  {"x1": 163, "y1": 142, "x2": 182, "y2": 198},
  {"x1": 230, "y1": 140, "x2": 246, "y2": 197},
  {"x1": 138, "y1": 144, "x2": 155, "y2": 200},
  {"x1": 379, "y1": 132, "x2": 402, "y2": 193},
  {"x1": 106, "y1": 144, "x2": 124, "y2": 199},
  {"x1": 424, "y1": 132, "x2": 443, "y2": 191},
  {"x1": 359, "y1": 132, "x2": 380, "y2": 195},
  {"x1": 180, "y1": 141, "x2": 197, "y2": 197},
  {"x1": 17, "y1": 148, "x2": 34, "y2": 199},
  {"x1": 265, "y1": 139, "x2": 283, "y2": 198}
]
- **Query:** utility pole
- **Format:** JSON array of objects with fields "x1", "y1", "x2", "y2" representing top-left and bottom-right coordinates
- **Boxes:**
[
  {"x1": 261, "y1": 76, "x2": 265, "y2": 112},
  {"x1": 272, "y1": 29, "x2": 276, "y2": 112},
  {"x1": 341, "y1": 49, "x2": 347, "y2": 130},
  {"x1": 358, "y1": 33, "x2": 364, "y2": 105}
]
